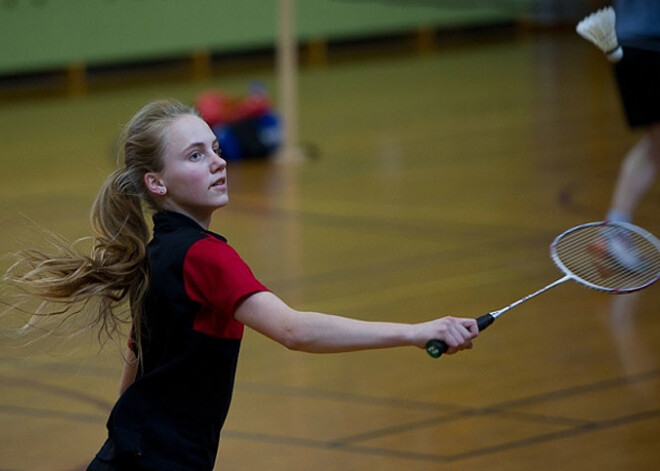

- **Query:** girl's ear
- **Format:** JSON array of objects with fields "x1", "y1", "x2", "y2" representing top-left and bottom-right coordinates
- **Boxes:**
[{"x1": 144, "y1": 172, "x2": 167, "y2": 196}]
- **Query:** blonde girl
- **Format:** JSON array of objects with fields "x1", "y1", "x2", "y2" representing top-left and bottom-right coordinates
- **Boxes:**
[{"x1": 6, "y1": 99, "x2": 478, "y2": 470}]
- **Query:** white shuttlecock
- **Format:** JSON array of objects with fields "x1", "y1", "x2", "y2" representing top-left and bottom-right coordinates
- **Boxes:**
[{"x1": 576, "y1": 7, "x2": 623, "y2": 63}]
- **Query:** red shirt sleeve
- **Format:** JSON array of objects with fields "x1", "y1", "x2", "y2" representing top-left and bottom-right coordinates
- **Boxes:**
[{"x1": 183, "y1": 236, "x2": 268, "y2": 339}]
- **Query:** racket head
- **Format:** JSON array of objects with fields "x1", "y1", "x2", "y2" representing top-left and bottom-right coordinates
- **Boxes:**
[{"x1": 550, "y1": 221, "x2": 660, "y2": 293}]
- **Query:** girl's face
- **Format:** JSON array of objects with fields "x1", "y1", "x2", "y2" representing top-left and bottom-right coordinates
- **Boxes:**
[{"x1": 146, "y1": 114, "x2": 228, "y2": 228}]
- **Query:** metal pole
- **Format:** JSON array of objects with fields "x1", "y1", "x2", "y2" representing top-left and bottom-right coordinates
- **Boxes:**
[{"x1": 276, "y1": 0, "x2": 306, "y2": 162}]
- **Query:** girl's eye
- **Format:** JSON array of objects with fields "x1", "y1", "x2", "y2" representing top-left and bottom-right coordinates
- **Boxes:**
[
  {"x1": 189, "y1": 151, "x2": 203, "y2": 161},
  {"x1": 213, "y1": 146, "x2": 221, "y2": 156}
]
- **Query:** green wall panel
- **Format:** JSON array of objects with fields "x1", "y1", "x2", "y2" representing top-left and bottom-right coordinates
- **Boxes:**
[{"x1": 0, "y1": 0, "x2": 518, "y2": 75}]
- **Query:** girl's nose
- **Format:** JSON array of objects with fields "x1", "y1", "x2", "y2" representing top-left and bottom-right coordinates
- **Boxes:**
[{"x1": 211, "y1": 153, "x2": 226, "y2": 171}]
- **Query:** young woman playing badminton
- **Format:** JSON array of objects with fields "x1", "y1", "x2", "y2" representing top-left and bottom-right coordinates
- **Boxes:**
[{"x1": 5, "y1": 99, "x2": 478, "y2": 470}]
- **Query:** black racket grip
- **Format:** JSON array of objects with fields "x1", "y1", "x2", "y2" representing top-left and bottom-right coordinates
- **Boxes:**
[{"x1": 425, "y1": 313, "x2": 495, "y2": 358}]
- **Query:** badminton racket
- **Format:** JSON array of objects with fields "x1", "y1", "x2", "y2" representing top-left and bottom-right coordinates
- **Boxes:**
[{"x1": 426, "y1": 221, "x2": 660, "y2": 358}]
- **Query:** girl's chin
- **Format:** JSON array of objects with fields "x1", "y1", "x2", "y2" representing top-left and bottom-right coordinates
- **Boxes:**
[{"x1": 213, "y1": 197, "x2": 229, "y2": 210}]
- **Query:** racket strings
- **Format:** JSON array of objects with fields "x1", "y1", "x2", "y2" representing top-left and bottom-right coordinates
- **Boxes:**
[{"x1": 553, "y1": 224, "x2": 660, "y2": 291}]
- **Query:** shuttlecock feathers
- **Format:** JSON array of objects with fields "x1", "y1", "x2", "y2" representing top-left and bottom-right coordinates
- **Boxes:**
[{"x1": 576, "y1": 7, "x2": 623, "y2": 63}]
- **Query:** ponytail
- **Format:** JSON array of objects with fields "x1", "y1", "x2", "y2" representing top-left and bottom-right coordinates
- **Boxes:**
[
  {"x1": 4, "y1": 99, "x2": 197, "y2": 361},
  {"x1": 89, "y1": 168, "x2": 150, "y2": 352},
  {"x1": 5, "y1": 168, "x2": 150, "y2": 357}
]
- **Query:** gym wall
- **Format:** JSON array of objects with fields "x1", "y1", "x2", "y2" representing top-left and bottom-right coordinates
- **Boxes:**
[{"x1": 0, "y1": 0, "x2": 518, "y2": 77}]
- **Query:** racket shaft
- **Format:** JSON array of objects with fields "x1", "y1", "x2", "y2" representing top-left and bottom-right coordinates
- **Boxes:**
[
  {"x1": 491, "y1": 275, "x2": 570, "y2": 318},
  {"x1": 425, "y1": 275, "x2": 570, "y2": 358}
]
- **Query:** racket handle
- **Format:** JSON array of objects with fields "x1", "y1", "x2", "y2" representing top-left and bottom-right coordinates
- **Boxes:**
[{"x1": 425, "y1": 314, "x2": 495, "y2": 358}]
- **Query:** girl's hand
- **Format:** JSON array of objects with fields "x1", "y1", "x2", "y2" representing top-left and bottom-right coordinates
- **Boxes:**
[{"x1": 415, "y1": 316, "x2": 478, "y2": 354}]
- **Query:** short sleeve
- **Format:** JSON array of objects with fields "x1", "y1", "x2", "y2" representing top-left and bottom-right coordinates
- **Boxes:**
[{"x1": 183, "y1": 236, "x2": 268, "y2": 318}]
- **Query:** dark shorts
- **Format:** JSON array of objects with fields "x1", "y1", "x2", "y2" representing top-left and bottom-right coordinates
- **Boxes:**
[{"x1": 614, "y1": 44, "x2": 660, "y2": 128}]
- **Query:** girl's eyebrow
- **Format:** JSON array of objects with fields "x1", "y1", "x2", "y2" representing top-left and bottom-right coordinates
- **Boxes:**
[
  {"x1": 181, "y1": 142, "x2": 204, "y2": 153},
  {"x1": 181, "y1": 139, "x2": 219, "y2": 154}
]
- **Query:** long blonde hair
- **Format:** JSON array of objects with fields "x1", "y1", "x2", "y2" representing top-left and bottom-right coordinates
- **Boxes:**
[{"x1": 4, "y1": 99, "x2": 198, "y2": 360}]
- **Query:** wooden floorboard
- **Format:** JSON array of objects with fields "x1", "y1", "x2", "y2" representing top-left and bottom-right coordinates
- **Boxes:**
[{"x1": 0, "y1": 29, "x2": 659, "y2": 470}]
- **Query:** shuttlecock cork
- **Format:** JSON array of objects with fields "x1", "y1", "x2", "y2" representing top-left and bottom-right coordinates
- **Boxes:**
[{"x1": 576, "y1": 7, "x2": 623, "y2": 63}]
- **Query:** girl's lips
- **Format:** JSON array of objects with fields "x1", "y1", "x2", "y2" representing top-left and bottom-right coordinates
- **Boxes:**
[{"x1": 210, "y1": 176, "x2": 226, "y2": 188}]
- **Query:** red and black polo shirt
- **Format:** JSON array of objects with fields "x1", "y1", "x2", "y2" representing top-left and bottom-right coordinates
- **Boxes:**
[{"x1": 97, "y1": 210, "x2": 267, "y2": 470}]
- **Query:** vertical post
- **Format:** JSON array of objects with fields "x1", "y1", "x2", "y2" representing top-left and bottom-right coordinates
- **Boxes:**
[{"x1": 276, "y1": 0, "x2": 306, "y2": 162}]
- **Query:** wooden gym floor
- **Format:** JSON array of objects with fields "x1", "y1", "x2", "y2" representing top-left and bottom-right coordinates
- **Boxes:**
[{"x1": 0, "y1": 29, "x2": 659, "y2": 470}]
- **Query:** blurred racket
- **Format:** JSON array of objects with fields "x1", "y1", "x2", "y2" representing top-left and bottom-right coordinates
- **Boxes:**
[{"x1": 427, "y1": 221, "x2": 660, "y2": 358}]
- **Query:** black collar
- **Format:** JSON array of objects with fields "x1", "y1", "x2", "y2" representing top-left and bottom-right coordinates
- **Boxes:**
[{"x1": 152, "y1": 211, "x2": 227, "y2": 242}]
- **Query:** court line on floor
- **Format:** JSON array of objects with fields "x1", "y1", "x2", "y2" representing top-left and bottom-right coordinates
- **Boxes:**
[
  {"x1": 0, "y1": 373, "x2": 113, "y2": 413},
  {"x1": 441, "y1": 408, "x2": 660, "y2": 463},
  {"x1": 330, "y1": 368, "x2": 660, "y2": 445},
  {"x1": 0, "y1": 404, "x2": 105, "y2": 423},
  {"x1": 223, "y1": 368, "x2": 660, "y2": 463},
  {"x1": 222, "y1": 407, "x2": 660, "y2": 464}
]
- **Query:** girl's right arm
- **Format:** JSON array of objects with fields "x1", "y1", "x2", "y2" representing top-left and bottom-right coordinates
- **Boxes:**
[{"x1": 234, "y1": 291, "x2": 477, "y2": 354}]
